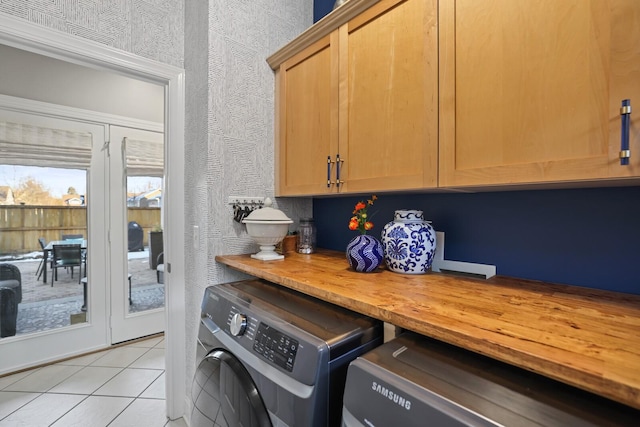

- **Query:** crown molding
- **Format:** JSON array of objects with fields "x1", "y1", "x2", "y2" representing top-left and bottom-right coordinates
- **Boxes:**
[{"x1": 266, "y1": 0, "x2": 380, "y2": 69}]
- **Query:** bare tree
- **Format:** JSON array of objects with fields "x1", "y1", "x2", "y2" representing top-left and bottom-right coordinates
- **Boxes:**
[{"x1": 13, "y1": 177, "x2": 62, "y2": 205}]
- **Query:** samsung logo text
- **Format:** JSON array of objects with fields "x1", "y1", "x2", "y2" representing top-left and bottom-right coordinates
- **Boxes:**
[{"x1": 372, "y1": 382, "x2": 411, "y2": 410}]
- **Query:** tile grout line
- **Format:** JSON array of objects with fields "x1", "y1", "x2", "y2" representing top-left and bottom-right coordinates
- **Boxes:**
[
  {"x1": 0, "y1": 338, "x2": 166, "y2": 426},
  {"x1": 47, "y1": 394, "x2": 92, "y2": 427}
]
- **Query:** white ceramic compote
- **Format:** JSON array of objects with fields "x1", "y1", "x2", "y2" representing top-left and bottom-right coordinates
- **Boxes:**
[{"x1": 242, "y1": 198, "x2": 293, "y2": 260}]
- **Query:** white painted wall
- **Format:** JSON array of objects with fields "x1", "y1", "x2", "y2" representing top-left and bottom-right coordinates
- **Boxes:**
[{"x1": 0, "y1": 44, "x2": 164, "y2": 123}]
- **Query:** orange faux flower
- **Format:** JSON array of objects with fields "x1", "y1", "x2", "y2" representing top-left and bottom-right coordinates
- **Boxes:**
[{"x1": 348, "y1": 195, "x2": 378, "y2": 235}]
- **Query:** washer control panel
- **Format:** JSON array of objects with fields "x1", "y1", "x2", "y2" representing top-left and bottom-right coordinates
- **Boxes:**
[
  {"x1": 203, "y1": 280, "x2": 381, "y2": 386},
  {"x1": 253, "y1": 322, "x2": 298, "y2": 372},
  {"x1": 226, "y1": 305, "x2": 299, "y2": 372}
]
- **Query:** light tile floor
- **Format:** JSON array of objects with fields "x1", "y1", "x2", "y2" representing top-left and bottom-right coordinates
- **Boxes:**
[{"x1": 0, "y1": 336, "x2": 186, "y2": 427}]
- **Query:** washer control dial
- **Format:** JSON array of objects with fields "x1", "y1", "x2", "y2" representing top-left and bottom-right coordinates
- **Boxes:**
[{"x1": 230, "y1": 313, "x2": 248, "y2": 336}]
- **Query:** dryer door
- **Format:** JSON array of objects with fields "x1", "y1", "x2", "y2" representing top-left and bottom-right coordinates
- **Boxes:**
[{"x1": 191, "y1": 349, "x2": 272, "y2": 427}]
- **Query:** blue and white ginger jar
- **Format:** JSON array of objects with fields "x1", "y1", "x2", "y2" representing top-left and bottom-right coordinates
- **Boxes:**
[{"x1": 381, "y1": 210, "x2": 436, "y2": 274}]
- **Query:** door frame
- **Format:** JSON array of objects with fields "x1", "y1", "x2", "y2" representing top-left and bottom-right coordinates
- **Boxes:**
[{"x1": 0, "y1": 14, "x2": 187, "y2": 419}]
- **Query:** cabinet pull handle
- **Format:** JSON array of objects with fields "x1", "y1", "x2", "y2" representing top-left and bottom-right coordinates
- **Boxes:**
[
  {"x1": 327, "y1": 156, "x2": 332, "y2": 187},
  {"x1": 336, "y1": 154, "x2": 344, "y2": 187},
  {"x1": 620, "y1": 99, "x2": 631, "y2": 165}
]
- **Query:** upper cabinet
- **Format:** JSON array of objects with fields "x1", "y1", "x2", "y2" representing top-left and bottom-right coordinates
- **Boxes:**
[
  {"x1": 276, "y1": 34, "x2": 337, "y2": 196},
  {"x1": 339, "y1": 0, "x2": 438, "y2": 194},
  {"x1": 271, "y1": 0, "x2": 438, "y2": 196},
  {"x1": 438, "y1": 0, "x2": 640, "y2": 188},
  {"x1": 270, "y1": 0, "x2": 640, "y2": 196}
]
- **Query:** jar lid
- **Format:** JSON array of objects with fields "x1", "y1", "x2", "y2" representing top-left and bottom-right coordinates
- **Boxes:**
[
  {"x1": 394, "y1": 210, "x2": 424, "y2": 221},
  {"x1": 300, "y1": 217, "x2": 314, "y2": 223}
]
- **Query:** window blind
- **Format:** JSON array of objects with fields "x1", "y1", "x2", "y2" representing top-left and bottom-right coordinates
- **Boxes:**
[
  {"x1": 0, "y1": 121, "x2": 92, "y2": 169},
  {"x1": 123, "y1": 137, "x2": 164, "y2": 177}
]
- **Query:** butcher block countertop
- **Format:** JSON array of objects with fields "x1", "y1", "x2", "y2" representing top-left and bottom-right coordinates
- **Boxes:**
[{"x1": 216, "y1": 249, "x2": 640, "y2": 410}]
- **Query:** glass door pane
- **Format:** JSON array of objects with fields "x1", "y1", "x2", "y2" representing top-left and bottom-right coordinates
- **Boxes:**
[
  {"x1": 0, "y1": 165, "x2": 88, "y2": 334},
  {"x1": 127, "y1": 174, "x2": 165, "y2": 314}
]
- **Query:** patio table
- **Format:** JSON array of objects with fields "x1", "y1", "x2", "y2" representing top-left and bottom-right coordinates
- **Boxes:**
[{"x1": 42, "y1": 240, "x2": 87, "y2": 283}]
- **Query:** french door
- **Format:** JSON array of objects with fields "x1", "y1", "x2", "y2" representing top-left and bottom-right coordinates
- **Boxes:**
[
  {"x1": 108, "y1": 125, "x2": 164, "y2": 343},
  {"x1": 0, "y1": 106, "x2": 165, "y2": 372},
  {"x1": 0, "y1": 108, "x2": 110, "y2": 372}
]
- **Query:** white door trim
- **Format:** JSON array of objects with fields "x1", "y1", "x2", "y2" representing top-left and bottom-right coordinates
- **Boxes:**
[{"x1": 0, "y1": 13, "x2": 187, "y2": 420}]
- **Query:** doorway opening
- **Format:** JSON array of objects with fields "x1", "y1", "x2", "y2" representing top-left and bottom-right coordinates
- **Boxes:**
[{"x1": 0, "y1": 14, "x2": 186, "y2": 419}]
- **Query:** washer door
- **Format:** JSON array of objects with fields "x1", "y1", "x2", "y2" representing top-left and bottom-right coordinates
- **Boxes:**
[{"x1": 191, "y1": 349, "x2": 272, "y2": 427}]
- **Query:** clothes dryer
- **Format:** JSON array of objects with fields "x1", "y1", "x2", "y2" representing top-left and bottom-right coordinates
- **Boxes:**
[
  {"x1": 342, "y1": 332, "x2": 640, "y2": 426},
  {"x1": 191, "y1": 279, "x2": 383, "y2": 427}
]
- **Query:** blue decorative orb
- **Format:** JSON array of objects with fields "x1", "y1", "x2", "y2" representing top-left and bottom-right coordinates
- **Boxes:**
[
  {"x1": 346, "y1": 235, "x2": 384, "y2": 273},
  {"x1": 381, "y1": 210, "x2": 436, "y2": 274}
]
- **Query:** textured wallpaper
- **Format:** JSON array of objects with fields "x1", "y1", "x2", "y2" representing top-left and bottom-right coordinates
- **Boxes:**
[
  {"x1": 184, "y1": 0, "x2": 313, "y2": 404},
  {"x1": 2, "y1": 0, "x2": 314, "y2": 413},
  {"x1": 0, "y1": 0, "x2": 184, "y2": 67}
]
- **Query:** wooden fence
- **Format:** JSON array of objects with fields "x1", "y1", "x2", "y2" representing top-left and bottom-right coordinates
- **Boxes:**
[{"x1": 0, "y1": 206, "x2": 160, "y2": 255}]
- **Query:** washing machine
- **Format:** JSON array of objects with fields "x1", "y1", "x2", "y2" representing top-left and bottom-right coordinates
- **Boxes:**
[
  {"x1": 191, "y1": 279, "x2": 383, "y2": 427},
  {"x1": 342, "y1": 332, "x2": 640, "y2": 427}
]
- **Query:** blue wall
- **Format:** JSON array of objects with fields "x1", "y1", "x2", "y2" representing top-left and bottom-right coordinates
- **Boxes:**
[
  {"x1": 314, "y1": 0, "x2": 334, "y2": 22},
  {"x1": 312, "y1": 187, "x2": 640, "y2": 295}
]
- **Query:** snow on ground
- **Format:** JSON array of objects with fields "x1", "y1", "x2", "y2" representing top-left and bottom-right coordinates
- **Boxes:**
[{"x1": 1, "y1": 248, "x2": 150, "y2": 262}]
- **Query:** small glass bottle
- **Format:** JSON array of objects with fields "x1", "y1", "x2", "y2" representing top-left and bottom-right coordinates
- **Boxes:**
[{"x1": 297, "y1": 218, "x2": 317, "y2": 254}]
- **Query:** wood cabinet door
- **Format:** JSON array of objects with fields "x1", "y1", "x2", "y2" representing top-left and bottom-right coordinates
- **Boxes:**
[
  {"x1": 439, "y1": 0, "x2": 640, "y2": 188},
  {"x1": 339, "y1": 0, "x2": 438, "y2": 193},
  {"x1": 276, "y1": 35, "x2": 339, "y2": 196},
  {"x1": 608, "y1": 0, "x2": 640, "y2": 178}
]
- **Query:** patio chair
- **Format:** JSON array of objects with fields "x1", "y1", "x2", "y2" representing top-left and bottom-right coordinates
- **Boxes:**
[
  {"x1": 0, "y1": 263, "x2": 21, "y2": 338},
  {"x1": 156, "y1": 252, "x2": 164, "y2": 284},
  {"x1": 36, "y1": 237, "x2": 47, "y2": 280},
  {"x1": 61, "y1": 235, "x2": 86, "y2": 277},
  {"x1": 0, "y1": 263, "x2": 22, "y2": 304},
  {"x1": 62, "y1": 234, "x2": 83, "y2": 240},
  {"x1": 0, "y1": 287, "x2": 18, "y2": 337},
  {"x1": 52, "y1": 244, "x2": 83, "y2": 285}
]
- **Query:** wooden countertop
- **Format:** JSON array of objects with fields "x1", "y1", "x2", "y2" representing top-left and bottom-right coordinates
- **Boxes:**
[{"x1": 216, "y1": 249, "x2": 640, "y2": 410}]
